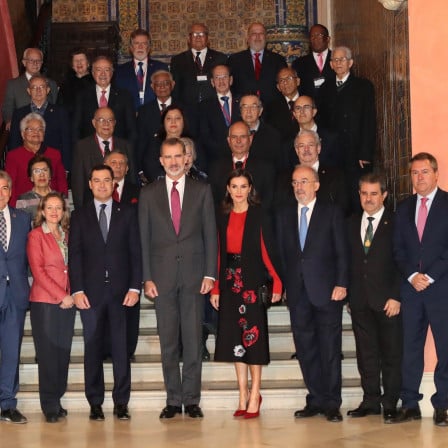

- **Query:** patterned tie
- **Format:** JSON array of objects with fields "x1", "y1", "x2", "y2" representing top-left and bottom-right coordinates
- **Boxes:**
[
  {"x1": 221, "y1": 96, "x2": 231, "y2": 126},
  {"x1": 417, "y1": 197, "x2": 428, "y2": 241},
  {"x1": 99, "y1": 90, "x2": 108, "y2": 107},
  {"x1": 195, "y1": 51, "x2": 203, "y2": 72},
  {"x1": 112, "y1": 182, "x2": 120, "y2": 202},
  {"x1": 254, "y1": 52, "x2": 262, "y2": 80},
  {"x1": 0, "y1": 210, "x2": 7, "y2": 251},
  {"x1": 171, "y1": 181, "x2": 181, "y2": 234},
  {"x1": 317, "y1": 53, "x2": 324, "y2": 73},
  {"x1": 363, "y1": 216, "x2": 374, "y2": 254},
  {"x1": 99, "y1": 204, "x2": 108, "y2": 242},
  {"x1": 160, "y1": 103, "x2": 167, "y2": 114},
  {"x1": 288, "y1": 100, "x2": 295, "y2": 119},
  {"x1": 137, "y1": 61, "x2": 144, "y2": 90},
  {"x1": 102, "y1": 140, "x2": 110, "y2": 156},
  {"x1": 299, "y1": 206, "x2": 309, "y2": 250}
]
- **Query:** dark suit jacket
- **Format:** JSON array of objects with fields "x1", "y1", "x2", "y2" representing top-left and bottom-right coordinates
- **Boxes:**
[
  {"x1": 2, "y1": 73, "x2": 58, "y2": 123},
  {"x1": 348, "y1": 209, "x2": 401, "y2": 311},
  {"x1": 394, "y1": 189, "x2": 448, "y2": 302},
  {"x1": 198, "y1": 95, "x2": 241, "y2": 166},
  {"x1": 121, "y1": 180, "x2": 140, "y2": 205},
  {"x1": 68, "y1": 201, "x2": 142, "y2": 305},
  {"x1": 138, "y1": 176, "x2": 217, "y2": 295},
  {"x1": 0, "y1": 207, "x2": 31, "y2": 311},
  {"x1": 292, "y1": 51, "x2": 333, "y2": 103},
  {"x1": 228, "y1": 49, "x2": 287, "y2": 104},
  {"x1": 71, "y1": 135, "x2": 135, "y2": 209},
  {"x1": 73, "y1": 84, "x2": 137, "y2": 144},
  {"x1": 208, "y1": 155, "x2": 275, "y2": 212},
  {"x1": 250, "y1": 121, "x2": 283, "y2": 171},
  {"x1": 318, "y1": 73, "x2": 376, "y2": 165},
  {"x1": 263, "y1": 96, "x2": 299, "y2": 143},
  {"x1": 276, "y1": 200, "x2": 349, "y2": 307},
  {"x1": 8, "y1": 103, "x2": 72, "y2": 170},
  {"x1": 113, "y1": 58, "x2": 169, "y2": 110}
]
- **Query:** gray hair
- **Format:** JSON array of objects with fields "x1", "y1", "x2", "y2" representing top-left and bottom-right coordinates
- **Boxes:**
[
  {"x1": 20, "y1": 113, "x2": 46, "y2": 133},
  {"x1": 294, "y1": 129, "x2": 322, "y2": 148},
  {"x1": 151, "y1": 69, "x2": 173, "y2": 83},
  {"x1": 180, "y1": 137, "x2": 197, "y2": 160},
  {"x1": 0, "y1": 170, "x2": 12, "y2": 189},
  {"x1": 333, "y1": 46, "x2": 353, "y2": 60}
]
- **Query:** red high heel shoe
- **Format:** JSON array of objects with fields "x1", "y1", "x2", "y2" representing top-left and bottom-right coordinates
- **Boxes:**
[
  {"x1": 233, "y1": 409, "x2": 246, "y2": 417},
  {"x1": 244, "y1": 395, "x2": 262, "y2": 419}
]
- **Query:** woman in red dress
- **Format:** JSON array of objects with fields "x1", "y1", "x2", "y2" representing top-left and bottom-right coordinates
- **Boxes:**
[{"x1": 211, "y1": 169, "x2": 282, "y2": 419}]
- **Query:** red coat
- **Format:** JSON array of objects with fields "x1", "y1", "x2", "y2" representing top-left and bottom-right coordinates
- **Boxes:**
[
  {"x1": 5, "y1": 145, "x2": 68, "y2": 206},
  {"x1": 27, "y1": 225, "x2": 70, "y2": 304}
]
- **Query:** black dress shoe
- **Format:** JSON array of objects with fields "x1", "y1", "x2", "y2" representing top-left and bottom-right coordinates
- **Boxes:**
[
  {"x1": 347, "y1": 404, "x2": 381, "y2": 417},
  {"x1": 58, "y1": 407, "x2": 68, "y2": 418},
  {"x1": 294, "y1": 405, "x2": 322, "y2": 418},
  {"x1": 383, "y1": 408, "x2": 397, "y2": 423},
  {"x1": 89, "y1": 405, "x2": 105, "y2": 421},
  {"x1": 185, "y1": 404, "x2": 204, "y2": 418},
  {"x1": 325, "y1": 408, "x2": 343, "y2": 422},
  {"x1": 45, "y1": 412, "x2": 59, "y2": 423},
  {"x1": 113, "y1": 404, "x2": 130, "y2": 420},
  {"x1": 386, "y1": 407, "x2": 421, "y2": 424},
  {"x1": 433, "y1": 408, "x2": 448, "y2": 426},
  {"x1": 159, "y1": 405, "x2": 182, "y2": 419},
  {"x1": 0, "y1": 408, "x2": 27, "y2": 424}
]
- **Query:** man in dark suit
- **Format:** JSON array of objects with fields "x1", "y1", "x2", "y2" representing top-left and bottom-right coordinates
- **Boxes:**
[
  {"x1": 0, "y1": 171, "x2": 31, "y2": 424},
  {"x1": 391, "y1": 152, "x2": 448, "y2": 426},
  {"x1": 113, "y1": 28, "x2": 168, "y2": 111},
  {"x1": 292, "y1": 24, "x2": 333, "y2": 105},
  {"x1": 239, "y1": 94, "x2": 283, "y2": 172},
  {"x1": 276, "y1": 165, "x2": 349, "y2": 422},
  {"x1": 73, "y1": 55, "x2": 136, "y2": 145},
  {"x1": 275, "y1": 130, "x2": 348, "y2": 214},
  {"x1": 170, "y1": 23, "x2": 227, "y2": 136},
  {"x1": 2, "y1": 48, "x2": 58, "y2": 129},
  {"x1": 139, "y1": 137, "x2": 217, "y2": 419},
  {"x1": 228, "y1": 22, "x2": 287, "y2": 105},
  {"x1": 8, "y1": 75, "x2": 71, "y2": 170},
  {"x1": 208, "y1": 121, "x2": 275, "y2": 212},
  {"x1": 347, "y1": 173, "x2": 402, "y2": 422},
  {"x1": 263, "y1": 67, "x2": 300, "y2": 145},
  {"x1": 136, "y1": 70, "x2": 175, "y2": 178},
  {"x1": 69, "y1": 164, "x2": 142, "y2": 421},
  {"x1": 318, "y1": 46, "x2": 376, "y2": 211},
  {"x1": 71, "y1": 107, "x2": 136, "y2": 209}
]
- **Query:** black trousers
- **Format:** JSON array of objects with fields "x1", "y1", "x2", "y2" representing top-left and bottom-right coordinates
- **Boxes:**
[{"x1": 30, "y1": 301, "x2": 76, "y2": 414}]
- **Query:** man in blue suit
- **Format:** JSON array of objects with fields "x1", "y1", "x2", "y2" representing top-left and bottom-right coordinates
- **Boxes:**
[
  {"x1": 114, "y1": 29, "x2": 168, "y2": 111},
  {"x1": 391, "y1": 152, "x2": 448, "y2": 426},
  {"x1": 276, "y1": 165, "x2": 349, "y2": 422},
  {"x1": 0, "y1": 171, "x2": 31, "y2": 424}
]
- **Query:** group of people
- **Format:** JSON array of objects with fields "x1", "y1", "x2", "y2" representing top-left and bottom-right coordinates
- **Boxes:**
[{"x1": 0, "y1": 18, "x2": 446, "y2": 432}]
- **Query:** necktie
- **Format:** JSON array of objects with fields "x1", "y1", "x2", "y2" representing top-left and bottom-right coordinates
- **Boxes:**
[
  {"x1": 112, "y1": 182, "x2": 120, "y2": 202},
  {"x1": 299, "y1": 206, "x2": 309, "y2": 250},
  {"x1": 363, "y1": 216, "x2": 374, "y2": 254},
  {"x1": 171, "y1": 181, "x2": 181, "y2": 234},
  {"x1": 336, "y1": 80, "x2": 344, "y2": 89},
  {"x1": 99, "y1": 204, "x2": 108, "y2": 242},
  {"x1": 137, "y1": 61, "x2": 144, "y2": 91},
  {"x1": 317, "y1": 53, "x2": 324, "y2": 73},
  {"x1": 417, "y1": 197, "x2": 428, "y2": 241},
  {"x1": 288, "y1": 100, "x2": 295, "y2": 119},
  {"x1": 99, "y1": 90, "x2": 108, "y2": 107},
  {"x1": 103, "y1": 140, "x2": 110, "y2": 155},
  {"x1": 254, "y1": 52, "x2": 261, "y2": 80},
  {"x1": 160, "y1": 103, "x2": 167, "y2": 114},
  {"x1": 221, "y1": 96, "x2": 231, "y2": 126},
  {"x1": 0, "y1": 210, "x2": 7, "y2": 251},
  {"x1": 234, "y1": 161, "x2": 243, "y2": 169},
  {"x1": 195, "y1": 51, "x2": 203, "y2": 72}
]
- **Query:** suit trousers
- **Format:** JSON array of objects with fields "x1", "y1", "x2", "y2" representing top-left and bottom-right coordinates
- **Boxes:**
[
  {"x1": 154, "y1": 280, "x2": 204, "y2": 407},
  {"x1": 350, "y1": 307, "x2": 402, "y2": 409},
  {"x1": 401, "y1": 293, "x2": 448, "y2": 409},
  {"x1": 0, "y1": 287, "x2": 26, "y2": 410},
  {"x1": 288, "y1": 286, "x2": 343, "y2": 410},
  {"x1": 30, "y1": 301, "x2": 76, "y2": 414},
  {"x1": 80, "y1": 285, "x2": 131, "y2": 406}
]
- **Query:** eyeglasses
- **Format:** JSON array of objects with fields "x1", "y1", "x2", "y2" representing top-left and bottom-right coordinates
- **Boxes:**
[
  {"x1": 153, "y1": 80, "x2": 172, "y2": 87},
  {"x1": 278, "y1": 76, "x2": 297, "y2": 84},
  {"x1": 294, "y1": 105, "x2": 313, "y2": 112},
  {"x1": 32, "y1": 168, "x2": 49, "y2": 175},
  {"x1": 108, "y1": 160, "x2": 127, "y2": 166},
  {"x1": 240, "y1": 104, "x2": 260, "y2": 111},
  {"x1": 229, "y1": 134, "x2": 250, "y2": 141},
  {"x1": 95, "y1": 118, "x2": 115, "y2": 124},
  {"x1": 29, "y1": 85, "x2": 47, "y2": 91},
  {"x1": 310, "y1": 33, "x2": 327, "y2": 40},
  {"x1": 190, "y1": 32, "x2": 207, "y2": 38},
  {"x1": 93, "y1": 68, "x2": 113, "y2": 74},
  {"x1": 213, "y1": 74, "x2": 229, "y2": 80},
  {"x1": 25, "y1": 127, "x2": 45, "y2": 133},
  {"x1": 24, "y1": 59, "x2": 43, "y2": 64},
  {"x1": 291, "y1": 179, "x2": 316, "y2": 186},
  {"x1": 331, "y1": 57, "x2": 350, "y2": 63},
  {"x1": 295, "y1": 143, "x2": 317, "y2": 150}
]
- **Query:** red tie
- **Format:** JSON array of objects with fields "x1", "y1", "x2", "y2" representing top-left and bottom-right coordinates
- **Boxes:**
[
  {"x1": 317, "y1": 53, "x2": 324, "y2": 73},
  {"x1": 171, "y1": 181, "x2": 181, "y2": 234},
  {"x1": 254, "y1": 52, "x2": 261, "y2": 80},
  {"x1": 417, "y1": 197, "x2": 428, "y2": 241},
  {"x1": 99, "y1": 90, "x2": 107, "y2": 107},
  {"x1": 112, "y1": 182, "x2": 120, "y2": 202}
]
